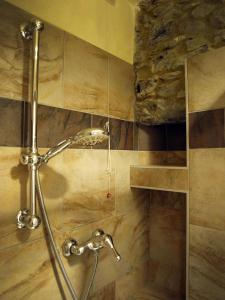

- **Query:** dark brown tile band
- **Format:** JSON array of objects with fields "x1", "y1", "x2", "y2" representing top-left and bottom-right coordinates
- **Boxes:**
[
  {"x1": 189, "y1": 109, "x2": 225, "y2": 149},
  {"x1": 136, "y1": 122, "x2": 186, "y2": 151},
  {"x1": 0, "y1": 97, "x2": 134, "y2": 150}
]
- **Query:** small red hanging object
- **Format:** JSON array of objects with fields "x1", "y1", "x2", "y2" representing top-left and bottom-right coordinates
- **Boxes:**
[{"x1": 107, "y1": 192, "x2": 112, "y2": 198}]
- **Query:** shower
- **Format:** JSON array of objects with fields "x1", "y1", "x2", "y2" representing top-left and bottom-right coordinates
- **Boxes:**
[{"x1": 16, "y1": 19, "x2": 120, "y2": 300}]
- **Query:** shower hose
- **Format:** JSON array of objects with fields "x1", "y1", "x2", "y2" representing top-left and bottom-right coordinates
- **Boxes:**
[{"x1": 36, "y1": 170, "x2": 98, "y2": 300}]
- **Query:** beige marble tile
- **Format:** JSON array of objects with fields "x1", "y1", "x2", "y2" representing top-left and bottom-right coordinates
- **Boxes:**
[
  {"x1": 0, "y1": 2, "x2": 29, "y2": 101},
  {"x1": 150, "y1": 191, "x2": 186, "y2": 232},
  {"x1": 38, "y1": 23, "x2": 64, "y2": 108},
  {"x1": 130, "y1": 166, "x2": 188, "y2": 192},
  {"x1": 0, "y1": 2, "x2": 64, "y2": 108},
  {"x1": 89, "y1": 282, "x2": 115, "y2": 300},
  {"x1": 190, "y1": 149, "x2": 225, "y2": 230},
  {"x1": 148, "y1": 191, "x2": 186, "y2": 297},
  {"x1": 0, "y1": 237, "x2": 66, "y2": 300},
  {"x1": 63, "y1": 33, "x2": 108, "y2": 115},
  {"x1": 59, "y1": 206, "x2": 149, "y2": 294},
  {"x1": 132, "y1": 286, "x2": 182, "y2": 300},
  {"x1": 111, "y1": 150, "x2": 148, "y2": 214},
  {"x1": 61, "y1": 149, "x2": 115, "y2": 229},
  {"x1": 0, "y1": 147, "x2": 64, "y2": 250},
  {"x1": 115, "y1": 262, "x2": 149, "y2": 300},
  {"x1": 189, "y1": 224, "x2": 225, "y2": 300},
  {"x1": 109, "y1": 55, "x2": 135, "y2": 121},
  {"x1": 187, "y1": 46, "x2": 225, "y2": 112},
  {"x1": 138, "y1": 151, "x2": 186, "y2": 166}
]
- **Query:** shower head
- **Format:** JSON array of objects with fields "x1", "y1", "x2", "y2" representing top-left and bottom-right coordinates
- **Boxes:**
[
  {"x1": 41, "y1": 127, "x2": 109, "y2": 164},
  {"x1": 73, "y1": 128, "x2": 108, "y2": 146}
]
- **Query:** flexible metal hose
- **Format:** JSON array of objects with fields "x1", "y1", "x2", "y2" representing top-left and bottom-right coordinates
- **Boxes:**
[{"x1": 36, "y1": 170, "x2": 98, "y2": 300}]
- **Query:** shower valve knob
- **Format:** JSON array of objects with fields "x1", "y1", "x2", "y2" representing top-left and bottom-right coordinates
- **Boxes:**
[
  {"x1": 62, "y1": 229, "x2": 121, "y2": 262},
  {"x1": 62, "y1": 239, "x2": 77, "y2": 257}
]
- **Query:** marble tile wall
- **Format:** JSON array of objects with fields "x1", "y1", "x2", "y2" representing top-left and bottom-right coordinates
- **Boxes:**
[
  {"x1": 0, "y1": 147, "x2": 150, "y2": 299},
  {"x1": 130, "y1": 166, "x2": 188, "y2": 192},
  {"x1": 0, "y1": 2, "x2": 188, "y2": 300},
  {"x1": 0, "y1": 1, "x2": 135, "y2": 121},
  {"x1": 148, "y1": 191, "x2": 186, "y2": 300},
  {"x1": 187, "y1": 46, "x2": 225, "y2": 299}
]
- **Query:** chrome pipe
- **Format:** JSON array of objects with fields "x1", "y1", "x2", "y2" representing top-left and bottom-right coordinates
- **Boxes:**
[
  {"x1": 30, "y1": 21, "x2": 42, "y2": 218},
  {"x1": 17, "y1": 20, "x2": 44, "y2": 230}
]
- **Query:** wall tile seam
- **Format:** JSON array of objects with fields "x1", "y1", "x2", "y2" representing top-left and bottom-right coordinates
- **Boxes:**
[
  {"x1": 0, "y1": 209, "x2": 148, "y2": 252},
  {"x1": 188, "y1": 108, "x2": 225, "y2": 114},
  {"x1": 189, "y1": 222, "x2": 225, "y2": 234},
  {"x1": 0, "y1": 97, "x2": 135, "y2": 123},
  {"x1": 0, "y1": 236, "x2": 43, "y2": 253},
  {"x1": 0, "y1": 97, "x2": 135, "y2": 150}
]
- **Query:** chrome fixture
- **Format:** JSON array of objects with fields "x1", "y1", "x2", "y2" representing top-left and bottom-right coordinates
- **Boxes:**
[
  {"x1": 62, "y1": 229, "x2": 121, "y2": 261},
  {"x1": 16, "y1": 18, "x2": 111, "y2": 300},
  {"x1": 17, "y1": 19, "x2": 44, "y2": 230},
  {"x1": 40, "y1": 127, "x2": 109, "y2": 164}
]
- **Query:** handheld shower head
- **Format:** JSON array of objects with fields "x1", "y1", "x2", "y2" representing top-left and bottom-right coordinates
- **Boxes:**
[
  {"x1": 41, "y1": 127, "x2": 109, "y2": 164},
  {"x1": 73, "y1": 128, "x2": 108, "y2": 146}
]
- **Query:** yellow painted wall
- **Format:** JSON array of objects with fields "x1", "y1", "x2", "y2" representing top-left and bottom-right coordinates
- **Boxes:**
[{"x1": 7, "y1": 0, "x2": 136, "y2": 64}]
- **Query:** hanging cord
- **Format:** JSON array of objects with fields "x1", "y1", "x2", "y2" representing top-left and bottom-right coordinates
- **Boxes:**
[{"x1": 106, "y1": 56, "x2": 112, "y2": 199}]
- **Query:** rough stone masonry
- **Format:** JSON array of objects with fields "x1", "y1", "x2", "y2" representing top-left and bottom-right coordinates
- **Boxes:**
[{"x1": 134, "y1": 0, "x2": 225, "y2": 124}]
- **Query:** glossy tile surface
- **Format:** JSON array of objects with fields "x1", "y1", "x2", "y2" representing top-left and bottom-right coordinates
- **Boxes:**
[
  {"x1": 0, "y1": 2, "x2": 135, "y2": 120},
  {"x1": 188, "y1": 46, "x2": 225, "y2": 112},
  {"x1": 61, "y1": 206, "x2": 149, "y2": 294},
  {"x1": 0, "y1": 2, "x2": 64, "y2": 108},
  {"x1": 149, "y1": 191, "x2": 186, "y2": 299},
  {"x1": 109, "y1": 56, "x2": 135, "y2": 121},
  {"x1": 136, "y1": 123, "x2": 186, "y2": 151},
  {"x1": 64, "y1": 33, "x2": 108, "y2": 115},
  {"x1": 0, "y1": 2, "x2": 29, "y2": 101},
  {"x1": 111, "y1": 151, "x2": 148, "y2": 214},
  {"x1": 190, "y1": 149, "x2": 225, "y2": 230},
  {"x1": 90, "y1": 282, "x2": 115, "y2": 300},
  {"x1": 132, "y1": 286, "x2": 182, "y2": 300},
  {"x1": 0, "y1": 147, "x2": 65, "y2": 250},
  {"x1": 0, "y1": 147, "x2": 150, "y2": 297},
  {"x1": 130, "y1": 166, "x2": 188, "y2": 192},
  {"x1": 189, "y1": 109, "x2": 224, "y2": 148},
  {"x1": 189, "y1": 224, "x2": 225, "y2": 300},
  {"x1": 116, "y1": 262, "x2": 149, "y2": 300},
  {"x1": 138, "y1": 151, "x2": 186, "y2": 166},
  {"x1": 61, "y1": 149, "x2": 115, "y2": 229},
  {"x1": 0, "y1": 238, "x2": 66, "y2": 300},
  {"x1": 0, "y1": 98, "x2": 135, "y2": 150}
]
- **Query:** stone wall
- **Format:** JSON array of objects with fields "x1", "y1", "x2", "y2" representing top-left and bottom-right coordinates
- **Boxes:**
[{"x1": 134, "y1": 0, "x2": 225, "y2": 124}]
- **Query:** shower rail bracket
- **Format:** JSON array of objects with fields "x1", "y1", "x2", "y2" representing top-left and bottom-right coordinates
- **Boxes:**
[
  {"x1": 20, "y1": 19, "x2": 44, "y2": 40},
  {"x1": 20, "y1": 152, "x2": 42, "y2": 167},
  {"x1": 17, "y1": 209, "x2": 41, "y2": 230}
]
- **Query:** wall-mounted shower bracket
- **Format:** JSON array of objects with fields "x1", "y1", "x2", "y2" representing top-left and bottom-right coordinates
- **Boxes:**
[
  {"x1": 20, "y1": 19, "x2": 44, "y2": 40},
  {"x1": 20, "y1": 152, "x2": 42, "y2": 167},
  {"x1": 62, "y1": 229, "x2": 121, "y2": 262},
  {"x1": 17, "y1": 209, "x2": 41, "y2": 229},
  {"x1": 17, "y1": 19, "x2": 44, "y2": 230}
]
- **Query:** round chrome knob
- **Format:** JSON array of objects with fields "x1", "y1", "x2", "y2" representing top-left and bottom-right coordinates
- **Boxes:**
[
  {"x1": 62, "y1": 239, "x2": 77, "y2": 257},
  {"x1": 27, "y1": 215, "x2": 41, "y2": 229},
  {"x1": 16, "y1": 210, "x2": 41, "y2": 229}
]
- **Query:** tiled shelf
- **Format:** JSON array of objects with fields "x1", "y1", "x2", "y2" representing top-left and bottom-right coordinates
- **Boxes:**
[{"x1": 130, "y1": 165, "x2": 188, "y2": 193}]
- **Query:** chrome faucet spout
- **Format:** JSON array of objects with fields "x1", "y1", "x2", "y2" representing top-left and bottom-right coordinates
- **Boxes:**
[{"x1": 62, "y1": 229, "x2": 121, "y2": 262}]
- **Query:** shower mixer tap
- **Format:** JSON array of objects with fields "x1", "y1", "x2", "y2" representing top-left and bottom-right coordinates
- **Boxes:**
[{"x1": 62, "y1": 229, "x2": 121, "y2": 262}]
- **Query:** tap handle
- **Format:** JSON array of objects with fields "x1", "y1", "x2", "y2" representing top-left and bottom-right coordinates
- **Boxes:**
[{"x1": 104, "y1": 234, "x2": 121, "y2": 262}]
